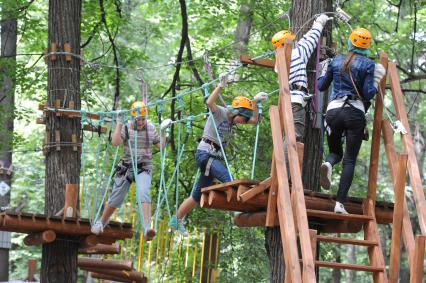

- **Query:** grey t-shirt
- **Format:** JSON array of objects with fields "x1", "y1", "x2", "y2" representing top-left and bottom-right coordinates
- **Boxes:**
[
  {"x1": 197, "y1": 106, "x2": 233, "y2": 152},
  {"x1": 120, "y1": 121, "x2": 160, "y2": 171}
]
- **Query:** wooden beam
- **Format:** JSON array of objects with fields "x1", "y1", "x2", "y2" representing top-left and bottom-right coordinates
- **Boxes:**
[
  {"x1": 367, "y1": 52, "x2": 389, "y2": 204},
  {"x1": 236, "y1": 185, "x2": 250, "y2": 200},
  {"x1": 276, "y1": 44, "x2": 316, "y2": 283},
  {"x1": 201, "y1": 179, "x2": 258, "y2": 193},
  {"x1": 240, "y1": 177, "x2": 271, "y2": 202},
  {"x1": 64, "y1": 184, "x2": 78, "y2": 218},
  {"x1": 410, "y1": 235, "x2": 425, "y2": 283},
  {"x1": 80, "y1": 267, "x2": 146, "y2": 282},
  {"x1": 265, "y1": 155, "x2": 278, "y2": 226},
  {"x1": 78, "y1": 257, "x2": 133, "y2": 271},
  {"x1": 382, "y1": 119, "x2": 415, "y2": 264},
  {"x1": 79, "y1": 235, "x2": 99, "y2": 249},
  {"x1": 90, "y1": 272, "x2": 133, "y2": 283},
  {"x1": 239, "y1": 54, "x2": 275, "y2": 69},
  {"x1": 309, "y1": 229, "x2": 317, "y2": 259},
  {"x1": 23, "y1": 230, "x2": 56, "y2": 246},
  {"x1": 388, "y1": 62, "x2": 426, "y2": 235},
  {"x1": 78, "y1": 243, "x2": 121, "y2": 255},
  {"x1": 389, "y1": 154, "x2": 408, "y2": 283},
  {"x1": 269, "y1": 106, "x2": 302, "y2": 282},
  {"x1": 201, "y1": 191, "x2": 264, "y2": 213}
]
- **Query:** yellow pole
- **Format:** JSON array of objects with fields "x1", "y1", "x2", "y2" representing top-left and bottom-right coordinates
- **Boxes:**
[
  {"x1": 206, "y1": 232, "x2": 214, "y2": 283},
  {"x1": 184, "y1": 229, "x2": 191, "y2": 281},
  {"x1": 176, "y1": 235, "x2": 183, "y2": 283},
  {"x1": 79, "y1": 178, "x2": 84, "y2": 212},
  {"x1": 121, "y1": 203, "x2": 128, "y2": 258},
  {"x1": 137, "y1": 230, "x2": 145, "y2": 272},
  {"x1": 199, "y1": 230, "x2": 206, "y2": 283},
  {"x1": 147, "y1": 238, "x2": 153, "y2": 277},
  {"x1": 128, "y1": 184, "x2": 135, "y2": 259},
  {"x1": 167, "y1": 230, "x2": 175, "y2": 279},
  {"x1": 214, "y1": 231, "x2": 220, "y2": 268},
  {"x1": 156, "y1": 220, "x2": 163, "y2": 265},
  {"x1": 192, "y1": 228, "x2": 198, "y2": 281}
]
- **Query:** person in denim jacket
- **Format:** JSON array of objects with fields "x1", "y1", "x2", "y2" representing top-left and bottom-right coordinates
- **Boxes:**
[
  {"x1": 317, "y1": 28, "x2": 386, "y2": 214},
  {"x1": 169, "y1": 74, "x2": 265, "y2": 236}
]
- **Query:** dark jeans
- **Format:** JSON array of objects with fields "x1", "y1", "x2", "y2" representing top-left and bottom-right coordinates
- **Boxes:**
[
  {"x1": 325, "y1": 107, "x2": 366, "y2": 203},
  {"x1": 191, "y1": 150, "x2": 231, "y2": 202}
]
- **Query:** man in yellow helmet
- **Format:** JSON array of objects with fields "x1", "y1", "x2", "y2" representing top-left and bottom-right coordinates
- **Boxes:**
[
  {"x1": 272, "y1": 13, "x2": 332, "y2": 142},
  {"x1": 91, "y1": 101, "x2": 171, "y2": 241},
  {"x1": 169, "y1": 74, "x2": 266, "y2": 236}
]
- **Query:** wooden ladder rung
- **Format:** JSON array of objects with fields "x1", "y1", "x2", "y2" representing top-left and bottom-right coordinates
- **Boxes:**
[
  {"x1": 306, "y1": 209, "x2": 373, "y2": 222},
  {"x1": 313, "y1": 261, "x2": 384, "y2": 272},
  {"x1": 316, "y1": 235, "x2": 378, "y2": 247}
]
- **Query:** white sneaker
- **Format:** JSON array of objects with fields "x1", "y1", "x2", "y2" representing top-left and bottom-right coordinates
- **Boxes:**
[
  {"x1": 320, "y1": 162, "x2": 332, "y2": 190},
  {"x1": 91, "y1": 220, "x2": 104, "y2": 235},
  {"x1": 334, "y1": 202, "x2": 349, "y2": 214}
]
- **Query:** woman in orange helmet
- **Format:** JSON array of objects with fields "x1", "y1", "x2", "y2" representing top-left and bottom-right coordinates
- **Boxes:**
[
  {"x1": 317, "y1": 28, "x2": 386, "y2": 214},
  {"x1": 169, "y1": 74, "x2": 266, "y2": 236}
]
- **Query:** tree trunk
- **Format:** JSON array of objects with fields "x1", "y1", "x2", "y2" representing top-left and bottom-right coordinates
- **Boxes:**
[
  {"x1": 345, "y1": 244, "x2": 356, "y2": 282},
  {"x1": 331, "y1": 247, "x2": 341, "y2": 283},
  {"x1": 42, "y1": 1, "x2": 82, "y2": 282},
  {"x1": 265, "y1": 1, "x2": 332, "y2": 281},
  {"x1": 234, "y1": 0, "x2": 254, "y2": 57},
  {"x1": 265, "y1": 227, "x2": 285, "y2": 283},
  {"x1": 0, "y1": 1, "x2": 17, "y2": 280}
]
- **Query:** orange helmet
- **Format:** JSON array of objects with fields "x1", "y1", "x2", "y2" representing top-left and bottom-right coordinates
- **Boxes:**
[
  {"x1": 271, "y1": 30, "x2": 295, "y2": 49},
  {"x1": 231, "y1": 96, "x2": 254, "y2": 111},
  {"x1": 130, "y1": 101, "x2": 147, "y2": 117},
  {"x1": 349, "y1": 28, "x2": 372, "y2": 49}
]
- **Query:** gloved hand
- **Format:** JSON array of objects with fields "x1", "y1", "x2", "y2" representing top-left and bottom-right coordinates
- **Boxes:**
[
  {"x1": 374, "y1": 63, "x2": 386, "y2": 89},
  {"x1": 218, "y1": 73, "x2": 228, "y2": 88},
  {"x1": 319, "y1": 58, "x2": 331, "y2": 77},
  {"x1": 253, "y1": 92, "x2": 268, "y2": 102},
  {"x1": 160, "y1": 118, "x2": 172, "y2": 131},
  {"x1": 116, "y1": 112, "x2": 124, "y2": 125},
  {"x1": 313, "y1": 14, "x2": 332, "y2": 29}
]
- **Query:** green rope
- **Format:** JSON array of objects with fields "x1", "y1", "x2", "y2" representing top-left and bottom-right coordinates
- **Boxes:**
[{"x1": 251, "y1": 102, "x2": 263, "y2": 179}]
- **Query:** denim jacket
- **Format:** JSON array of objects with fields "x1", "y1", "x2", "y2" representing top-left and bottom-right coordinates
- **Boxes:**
[{"x1": 318, "y1": 54, "x2": 377, "y2": 102}]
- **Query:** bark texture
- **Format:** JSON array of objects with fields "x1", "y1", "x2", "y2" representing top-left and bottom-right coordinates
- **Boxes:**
[
  {"x1": 0, "y1": 3, "x2": 17, "y2": 280},
  {"x1": 234, "y1": 0, "x2": 254, "y2": 57},
  {"x1": 42, "y1": 1, "x2": 82, "y2": 282}
]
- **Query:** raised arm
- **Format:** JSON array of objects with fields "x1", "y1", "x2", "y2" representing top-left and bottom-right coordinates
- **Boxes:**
[
  {"x1": 206, "y1": 74, "x2": 228, "y2": 113},
  {"x1": 111, "y1": 116, "x2": 124, "y2": 146},
  {"x1": 297, "y1": 14, "x2": 331, "y2": 62}
]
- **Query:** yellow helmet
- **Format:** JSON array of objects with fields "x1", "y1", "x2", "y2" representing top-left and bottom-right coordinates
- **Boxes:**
[
  {"x1": 271, "y1": 30, "x2": 295, "y2": 49},
  {"x1": 349, "y1": 28, "x2": 372, "y2": 49},
  {"x1": 130, "y1": 101, "x2": 147, "y2": 117},
  {"x1": 231, "y1": 96, "x2": 254, "y2": 111}
]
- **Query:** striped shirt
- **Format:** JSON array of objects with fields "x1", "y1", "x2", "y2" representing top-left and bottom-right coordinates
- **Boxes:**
[
  {"x1": 120, "y1": 121, "x2": 160, "y2": 170},
  {"x1": 289, "y1": 27, "x2": 323, "y2": 89}
]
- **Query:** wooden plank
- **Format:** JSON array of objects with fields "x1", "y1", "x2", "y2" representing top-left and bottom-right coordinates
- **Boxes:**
[
  {"x1": 362, "y1": 199, "x2": 388, "y2": 283},
  {"x1": 200, "y1": 190, "x2": 264, "y2": 213},
  {"x1": 78, "y1": 257, "x2": 133, "y2": 271},
  {"x1": 275, "y1": 44, "x2": 316, "y2": 283},
  {"x1": 389, "y1": 154, "x2": 408, "y2": 283},
  {"x1": 388, "y1": 62, "x2": 426, "y2": 235},
  {"x1": 367, "y1": 52, "x2": 388, "y2": 204},
  {"x1": 309, "y1": 229, "x2": 317, "y2": 259},
  {"x1": 240, "y1": 54, "x2": 275, "y2": 69},
  {"x1": 306, "y1": 209, "x2": 373, "y2": 222},
  {"x1": 90, "y1": 272, "x2": 133, "y2": 283},
  {"x1": 23, "y1": 230, "x2": 56, "y2": 246},
  {"x1": 236, "y1": 185, "x2": 250, "y2": 200},
  {"x1": 80, "y1": 267, "x2": 146, "y2": 282},
  {"x1": 200, "y1": 179, "x2": 258, "y2": 193},
  {"x1": 297, "y1": 142, "x2": 304, "y2": 172},
  {"x1": 265, "y1": 155, "x2": 278, "y2": 226},
  {"x1": 270, "y1": 106, "x2": 302, "y2": 282},
  {"x1": 239, "y1": 177, "x2": 271, "y2": 202},
  {"x1": 316, "y1": 235, "x2": 378, "y2": 247},
  {"x1": 79, "y1": 243, "x2": 121, "y2": 255},
  {"x1": 410, "y1": 235, "x2": 425, "y2": 283},
  {"x1": 313, "y1": 261, "x2": 384, "y2": 272},
  {"x1": 382, "y1": 119, "x2": 415, "y2": 264}
]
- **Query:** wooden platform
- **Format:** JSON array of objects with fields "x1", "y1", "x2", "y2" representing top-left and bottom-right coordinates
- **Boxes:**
[
  {"x1": 0, "y1": 211, "x2": 133, "y2": 243},
  {"x1": 200, "y1": 180, "x2": 394, "y2": 233}
]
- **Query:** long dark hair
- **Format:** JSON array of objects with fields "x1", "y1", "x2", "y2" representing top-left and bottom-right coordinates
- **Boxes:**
[{"x1": 340, "y1": 52, "x2": 358, "y2": 74}]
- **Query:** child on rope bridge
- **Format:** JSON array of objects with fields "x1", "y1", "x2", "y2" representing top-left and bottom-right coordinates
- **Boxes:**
[
  {"x1": 272, "y1": 13, "x2": 332, "y2": 142},
  {"x1": 91, "y1": 101, "x2": 172, "y2": 241},
  {"x1": 318, "y1": 28, "x2": 386, "y2": 214},
  {"x1": 169, "y1": 74, "x2": 267, "y2": 236}
]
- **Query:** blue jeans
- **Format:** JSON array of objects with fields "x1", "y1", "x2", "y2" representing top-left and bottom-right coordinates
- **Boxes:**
[{"x1": 191, "y1": 150, "x2": 231, "y2": 202}]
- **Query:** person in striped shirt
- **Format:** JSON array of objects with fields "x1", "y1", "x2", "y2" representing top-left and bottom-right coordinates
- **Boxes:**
[{"x1": 272, "y1": 14, "x2": 332, "y2": 141}]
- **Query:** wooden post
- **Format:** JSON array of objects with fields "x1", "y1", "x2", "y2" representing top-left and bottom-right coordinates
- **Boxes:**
[
  {"x1": 64, "y1": 184, "x2": 78, "y2": 218},
  {"x1": 382, "y1": 119, "x2": 415, "y2": 264},
  {"x1": 78, "y1": 257, "x2": 133, "y2": 271},
  {"x1": 388, "y1": 62, "x2": 426, "y2": 235},
  {"x1": 309, "y1": 229, "x2": 317, "y2": 259},
  {"x1": 24, "y1": 230, "x2": 56, "y2": 246},
  {"x1": 296, "y1": 142, "x2": 304, "y2": 172},
  {"x1": 410, "y1": 235, "x2": 425, "y2": 283},
  {"x1": 26, "y1": 259, "x2": 37, "y2": 281},
  {"x1": 389, "y1": 154, "x2": 408, "y2": 283},
  {"x1": 270, "y1": 106, "x2": 302, "y2": 283},
  {"x1": 367, "y1": 52, "x2": 388, "y2": 204},
  {"x1": 276, "y1": 44, "x2": 316, "y2": 283}
]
